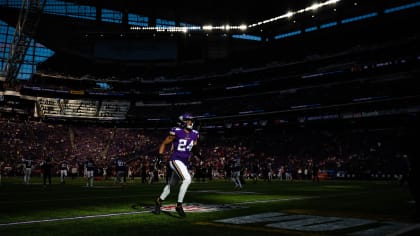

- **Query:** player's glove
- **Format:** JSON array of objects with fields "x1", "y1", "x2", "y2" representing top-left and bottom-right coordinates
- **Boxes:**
[
  {"x1": 191, "y1": 146, "x2": 201, "y2": 159},
  {"x1": 156, "y1": 153, "x2": 165, "y2": 168}
]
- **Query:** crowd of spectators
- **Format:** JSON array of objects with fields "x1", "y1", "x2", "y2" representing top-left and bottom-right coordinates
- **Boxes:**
[{"x1": 0, "y1": 115, "x2": 412, "y2": 184}]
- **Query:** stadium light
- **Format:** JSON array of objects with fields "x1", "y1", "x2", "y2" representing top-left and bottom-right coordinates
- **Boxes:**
[
  {"x1": 131, "y1": 24, "x2": 246, "y2": 33},
  {"x1": 130, "y1": 0, "x2": 339, "y2": 33},
  {"x1": 248, "y1": 0, "x2": 341, "y2": 28}
]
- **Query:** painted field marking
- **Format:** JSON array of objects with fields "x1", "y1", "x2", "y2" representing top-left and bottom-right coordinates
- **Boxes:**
[
  {"x1": 0, "y1": 211, "x2": 149, "y2": 227},
  {"x1": 213, "y1": 212, "x2": 420, "y2": 236},
  {"x1": 0, "y1": 197, "x2": 309, "y2": 227}
]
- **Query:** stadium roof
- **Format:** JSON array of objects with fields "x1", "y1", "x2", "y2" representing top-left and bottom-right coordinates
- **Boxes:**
[
  {"x1": 69, "y1": 0, "x2": 317, "y2": 26},
  {"x1": 1, "y1": 0, "x2": 400, "y2": 37},
  {"x1": 0, "y1": 0, "x2": 418, "y2": 69}
]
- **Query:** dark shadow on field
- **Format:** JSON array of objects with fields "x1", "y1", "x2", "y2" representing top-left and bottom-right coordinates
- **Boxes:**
[
  {"x1": 130, "y1": 202, "x2": 183, "y2": 218},
  {"x1": 162, "y1": 210, "x2": 183, "y2": 219},
  {"x1": 131, "y1": 202, "x2": 147, "y2": 211}
]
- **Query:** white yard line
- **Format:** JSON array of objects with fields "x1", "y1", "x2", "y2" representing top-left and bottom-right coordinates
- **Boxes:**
[
  {"x1": 0, "y1": 194, "x2": 142, "y2": 204},
  {"x1": 0, "y1": 189, "x2": 409, "y2": 229},
  {"x1": 0, "y1": 211, "x2": 149, "y2": 227},
  {"x1": 233, "y1": 196, "x2": 316, "y2": 205},
  {"x1": 0, "y1": 196, "x2": 314, "y2": 227}
]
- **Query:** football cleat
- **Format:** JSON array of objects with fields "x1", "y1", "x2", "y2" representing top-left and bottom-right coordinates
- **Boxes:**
[
  {"x1": 153, "y1": 197, "x2": 162, "y2": 215},
  {"x1": 175, "y1": 205, "x2": 186, "y2": 217}
]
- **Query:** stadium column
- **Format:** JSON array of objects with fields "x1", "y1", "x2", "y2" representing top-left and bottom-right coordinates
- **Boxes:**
[
  {"x1": 96, "y1": 6, "x2": 102, "y2": 23},
  {"x1": 122, "y1": 9, "x2": 128, "y2": 27}
]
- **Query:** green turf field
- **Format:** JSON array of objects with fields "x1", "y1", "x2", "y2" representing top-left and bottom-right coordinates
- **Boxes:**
[{"x1": 0, "y1": 177, "x2": 419, "y2": 236}]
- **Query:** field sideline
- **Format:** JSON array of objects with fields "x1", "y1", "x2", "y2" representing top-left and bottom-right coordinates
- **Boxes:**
[{"x1": 0, "y1": 177, "x2": 419, "y2": 236}]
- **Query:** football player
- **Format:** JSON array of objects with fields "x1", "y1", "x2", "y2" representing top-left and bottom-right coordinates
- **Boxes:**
[
  {"x1": 154, "y1": 113, "x2": 199, "y2": 217},
  {"x1": 84, "y1": 157, "x2": 95, "y2": 187},
  {"x1": 231, "y1": 152, "x2": 242, "y2": 190},
  {"x1": 59, "y1": 159, "x2": 69, "y2": 184},
  {"x1": 22, "y1": 156, "x2": 35, "y2": 185},
  {"x1": 114, "y1": 156, "x2": 126, "y2": 185}
]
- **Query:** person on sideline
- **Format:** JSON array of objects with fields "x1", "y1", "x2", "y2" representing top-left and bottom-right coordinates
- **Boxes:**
[
  {"x1": 59, "y1": 159, "x2": 69, "y2": 184},
  {"x1": 231, "y1": 153, "x2": 242, "y2": 190},
  {"x1": 41, "y1": 156, "x2": 53, "y2": 186},
  {"x1": 85, "y1": 157, "x2": 95, "y2": 187},
  {"x1": 22, "y1": 156, "x2": 35, "y2": 185},
  {"x1": 114, "y1": 156, "x2": 126, "y2": 185}
]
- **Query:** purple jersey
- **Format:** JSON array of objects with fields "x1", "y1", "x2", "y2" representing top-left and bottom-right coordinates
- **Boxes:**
[
  {"x1": 169, "y1": 127, "x2": 199, "y2": 165},
  {"x1": 115, "y1": 158, "x2": 126, "y2": 172}
]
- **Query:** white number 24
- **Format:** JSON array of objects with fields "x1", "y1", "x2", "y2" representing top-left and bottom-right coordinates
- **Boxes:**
[{"x1": 177, "y1": 139, "x2": 194, "y2": 152}]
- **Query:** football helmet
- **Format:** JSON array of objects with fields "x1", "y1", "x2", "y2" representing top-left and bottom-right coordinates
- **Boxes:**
[{"x1": 178, "y1": 113, "x2": 194, "y2": 130}]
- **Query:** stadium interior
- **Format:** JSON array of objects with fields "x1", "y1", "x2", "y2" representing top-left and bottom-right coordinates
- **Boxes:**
[
  {"x1": 0, "y1": 0, "x2": 417, "y2": 154},
  {"x1": 0, "y1": 0, "x2": 418, "y2": 127},
  {"x1": 0, "y1": 0, "x2": 420, "y2": 235}
]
